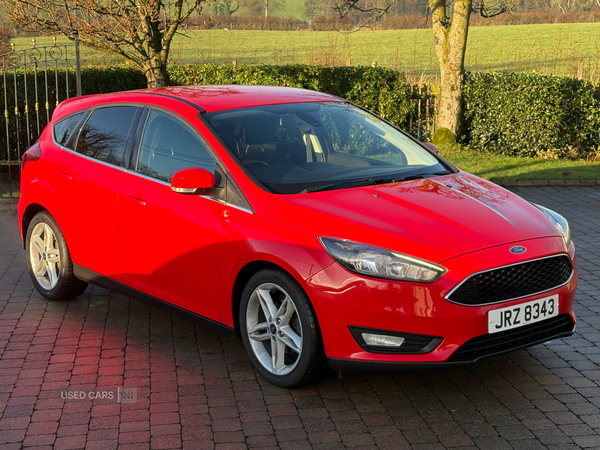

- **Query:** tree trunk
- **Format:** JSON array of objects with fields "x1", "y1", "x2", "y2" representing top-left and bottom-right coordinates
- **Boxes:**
[
  {"x1": 143, "y1": 58, "x2": 171, "y2": 88},
  {"x1": 430, "y1": 0, "x2": 472, "y2": 136},
  {"x1": 265, "y1": 0, "x2": 269, "y2": 25},
  {"x1": 438, "y1": 65, "x2": 463, "y2": 135}
]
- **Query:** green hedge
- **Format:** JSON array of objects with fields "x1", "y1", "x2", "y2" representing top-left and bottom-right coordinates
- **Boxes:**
[
  {"x1": 463, "y1": 72, "x2": 600, "y2": 159},
  {"x1": 78, "y1": 65, "x2": 147, "y2": 95},
  {"x1": 168, "y1": 64, "x2": 430, "y2": 131}
]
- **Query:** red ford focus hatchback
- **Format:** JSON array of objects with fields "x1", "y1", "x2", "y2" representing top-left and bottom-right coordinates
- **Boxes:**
[{"x1": 18, "y1": 85, "x2": 577, "y2": 387}]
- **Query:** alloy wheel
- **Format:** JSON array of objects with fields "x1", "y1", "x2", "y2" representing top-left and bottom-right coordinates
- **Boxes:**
[
  {"x1": 29, "y1": 222, "x2": 61, "y2": 290},
  {"x1": 246, "y1": 282, "x2": 303, "y2": 376}
]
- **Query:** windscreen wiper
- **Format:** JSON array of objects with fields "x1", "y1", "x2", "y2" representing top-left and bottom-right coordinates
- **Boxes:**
[
  {"x1": 398, "y1": 171, "x2": 451, "y2": 182},
  {"x1": 301, "y1": 178, "x2": 396, "y2": 194},
  {"x1": 300, "y1": 171, "x2": 451, "y2": 194}
]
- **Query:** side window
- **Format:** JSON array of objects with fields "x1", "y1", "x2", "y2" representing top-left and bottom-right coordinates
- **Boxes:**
[
  {"x1": 136, "y1": 110, "x2": 216, "y2": 183},
  {"x1": 76, "y1": 106, "x2": 137, "y2": 166},
  {"x1": 53, "y1": 112, "x2": 85, "y2": 149}
]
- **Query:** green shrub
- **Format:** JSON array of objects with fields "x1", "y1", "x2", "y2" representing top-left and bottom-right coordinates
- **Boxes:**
[
  {"x1": 463, "y1": 72, "x2": 599, "y2": 159},
  {"x1": 79, "y1": 65, "x2": 147, "y2": 95},
  {"x1": 432, "y1": 127, "x2": 455, "y2": 145},
  {"x1": 167, "y1": 64, "x2": 426, "y2": 130}
]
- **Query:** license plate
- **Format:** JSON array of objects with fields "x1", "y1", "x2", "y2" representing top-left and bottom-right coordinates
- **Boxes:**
[{"x1": 488, "y1": 294, "x2": 559, "y2": 334}]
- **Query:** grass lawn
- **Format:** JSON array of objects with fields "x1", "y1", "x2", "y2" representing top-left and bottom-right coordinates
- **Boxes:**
[
  {"x1": 438, "y1": 143, "x2": 600, "y2": 181},
  {"x1": 12, "y1": 22, "x2": 600, "y2": 80}
]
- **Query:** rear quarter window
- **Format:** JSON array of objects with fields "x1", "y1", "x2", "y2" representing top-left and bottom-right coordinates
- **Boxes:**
[{"x1": 53, "y1": 112, "x2": 85, "y2": 149}]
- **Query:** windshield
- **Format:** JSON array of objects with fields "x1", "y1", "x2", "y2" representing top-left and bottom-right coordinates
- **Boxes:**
[{"x1": 205, "y1": 102, "x2": 453, "y2": 194}]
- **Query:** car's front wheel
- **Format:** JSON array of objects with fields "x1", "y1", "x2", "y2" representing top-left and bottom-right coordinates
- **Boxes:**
[
  {"x1": 26, "y1": 211, "x2": 88, "y2": 300},
  {"x1": 240, "y1": 269, "x2": 326, "y2": 388}
]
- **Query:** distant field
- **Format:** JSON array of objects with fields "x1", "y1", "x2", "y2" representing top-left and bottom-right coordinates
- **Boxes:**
[{"x1": 12, "y1": 22, "x2": 600, "y2": 81}]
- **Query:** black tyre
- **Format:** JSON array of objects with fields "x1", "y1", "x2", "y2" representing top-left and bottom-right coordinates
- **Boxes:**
[
  {"x1": 240, "y1": 269, "x2": 326, "y2": 388},
  {"x1": 25, "y1": 211, "x2": 88, "y2": 300}
]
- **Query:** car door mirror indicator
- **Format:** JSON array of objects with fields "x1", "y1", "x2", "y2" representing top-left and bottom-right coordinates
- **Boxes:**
[{"x1": 171, "y1": 167, "x2": 215, "y2": 194}]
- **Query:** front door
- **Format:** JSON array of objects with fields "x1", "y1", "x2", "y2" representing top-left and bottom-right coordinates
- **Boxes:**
[{"x1": 118, "y1": 108, "x2": 224, "y2": 322}]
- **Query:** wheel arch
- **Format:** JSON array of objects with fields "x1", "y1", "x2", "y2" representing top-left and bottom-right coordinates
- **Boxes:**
[
  {"x1": 231, "y1": 260, "x2": 319, "y2": 339},
  {"x1": 21, "y1": 203, "x2": 50, "y2": 249}
]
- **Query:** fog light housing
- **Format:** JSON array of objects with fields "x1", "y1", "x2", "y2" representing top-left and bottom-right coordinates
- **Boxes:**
[
  {"x1": 350, "y1": 326, "x2": 443, "y2": 354},
  {"x1": 361, "y1": 333, "x2": 404, "y2": 347}
]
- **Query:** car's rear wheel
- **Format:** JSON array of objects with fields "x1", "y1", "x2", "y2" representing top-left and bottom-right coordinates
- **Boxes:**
[
  {"x1": 26, "y1": 211, "x2": 88, "y2": 300},
  {"x1": 240, "y1": 269, "x2": 326, "y2": 388}
]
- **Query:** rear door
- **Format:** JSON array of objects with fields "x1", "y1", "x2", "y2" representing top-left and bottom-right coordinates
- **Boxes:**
[
  {"x1": 52, "y1": 105, "x2": 141, "y2": 283},
  {"x1": 118, "y1": 108, "x2": 225, "y2": 322}
]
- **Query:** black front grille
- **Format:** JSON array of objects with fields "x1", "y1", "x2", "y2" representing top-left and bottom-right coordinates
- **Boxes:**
[
  {"x1": 448, "y1": 255, "x2": 573, "y2": 306},
  {"x1": 448, "y1": 314, "x2": 574, "y2": 362}
]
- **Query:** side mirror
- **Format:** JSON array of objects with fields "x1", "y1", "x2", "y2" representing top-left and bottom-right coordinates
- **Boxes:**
[
  {"x1": 171, "y1": 167, "x2": 215, "y2": 194},
  {"x1": 422, "y1": 142, "x2": 439, "y2": 154}
]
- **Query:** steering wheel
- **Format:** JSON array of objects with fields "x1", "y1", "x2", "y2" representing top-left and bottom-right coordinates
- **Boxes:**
[{"x1": 243, "y1": 159, "x2": 270, "y2": 167}]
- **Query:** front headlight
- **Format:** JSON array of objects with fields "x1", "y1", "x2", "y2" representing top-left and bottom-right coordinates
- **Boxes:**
[
  {"x1": 534, "y1": 204, "x2": 571, "y2": 248},
  {"x1": 319, "y1": 237, "x2": 447, "y2": 283}
]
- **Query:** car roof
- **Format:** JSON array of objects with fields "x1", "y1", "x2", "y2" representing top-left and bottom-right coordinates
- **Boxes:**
[
  {"x1": 142, "y1": 85, "x2": 344, "y2": 112},
  {"x1": 54, "y1": 85, "x2": 344, "y2": 119}
]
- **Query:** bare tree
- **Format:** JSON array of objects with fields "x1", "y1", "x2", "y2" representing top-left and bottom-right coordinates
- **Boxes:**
[
  {"x1": 0, "y1": 18, "x2": 13, "y2": 54},
  {"x1": 245, "y1": 0, "x2": 285, "y2": 24},
  {"x1": 3, "y1": 0, "x2": 206, "y2": 87},
  {"x1": 337, "y1": 0, "x2": 511, "y2": 136},
  {"x1": 214, "y1": 0, "x2": 242, "y2": 16},
  {"x1": 305, "y1": 0, "x2": 326, "y2": 24},
  {"x1": 550, "y1": 0, "x2": 596, "y2": 11}
]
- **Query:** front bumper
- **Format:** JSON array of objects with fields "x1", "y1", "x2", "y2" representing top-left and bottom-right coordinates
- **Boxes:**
[
  {"x1": 306, "y1": 236, "x2": 577, "y2": 366},
  {"x1": 328, "y1": 314, "x2": 575, "y2": 370}
]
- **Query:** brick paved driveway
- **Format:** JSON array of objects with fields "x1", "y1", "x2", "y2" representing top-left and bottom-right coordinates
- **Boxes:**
[{"x1": 0, "y1": 186, "x2": 599, "y2": 450}]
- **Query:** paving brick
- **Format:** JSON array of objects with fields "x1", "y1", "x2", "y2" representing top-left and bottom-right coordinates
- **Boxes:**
[
  {"x1": 149, "y1": 423, "x2": 180, "y2": 435},
  {"x1": 181, "y1": 425, "x2": 212, "y2": 441},
  {"x1": 279, "y1": 441, "x2": 312, "y2": 450},
  {"x1": 242, "y1": 420, "x2": 273, "y2": 436},
  {"x1": 209, "y1": 405, "x2": 239, "y2": 419},
  {"x1": 0, "y1": 417, "x2": 30, "y2": 430},
  {"x1": 119, "y1": 432, "x2": 150, "y2": 444},
  {"x1": 57, "y1": 424, "x2": 89, "y2": 437},
  {"x1": 213, "y1": 431, "x2": 245, "y2": 443},
  {"x1": 22, "y1": 433, "x2": 57, "y2": 447},
  {"x1": 150, "y1": 435, "x2": 181, "y2": 450},
  {"x1": 149, "y1": 413, "x2": 179, "y2": 426},
  {"x1": 54, "y1": 435, "x2": 87, "y2": 450},
  {"x1": 84, "y1": 439, "x2": 118, "y2": 450},
  {"x1": 308, "y1": 431, "x2": 342, "y2": 444},
  {"x1": 26, "y1": 421, "x2": 59, "y2": 435},
  {"x1": 271, "y1": 415, "x2": 303, "y2": 430},
  {"x1": 240, "y1": 411, "x2": 270, "y2": 423},
  {"x1": 572, "y1": 434, "x2": 600, "y2": 448},
  {"x1": 246, "y1": 434, "x2": 277, "y2": 447},
  {"x1": 60, "y1": 413, "x2": 91, "y2": 426}
]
